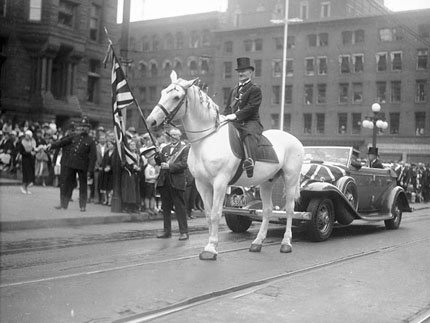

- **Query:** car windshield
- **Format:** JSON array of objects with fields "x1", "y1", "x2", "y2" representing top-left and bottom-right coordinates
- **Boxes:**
[{"x1": 304, "y1": 147, "x2": 351, "y2": 167}]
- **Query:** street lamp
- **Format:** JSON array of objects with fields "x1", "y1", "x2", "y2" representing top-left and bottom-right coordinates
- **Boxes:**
[{"x1": 362, "y1": 103, "x2": 389, "y2": 149}]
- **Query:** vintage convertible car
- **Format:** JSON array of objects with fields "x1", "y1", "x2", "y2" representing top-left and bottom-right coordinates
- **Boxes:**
[{"x1": 223, "y1": 146, "x2": 412, "y2": 241}]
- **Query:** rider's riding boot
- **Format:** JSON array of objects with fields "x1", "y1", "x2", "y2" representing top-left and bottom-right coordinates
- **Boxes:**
[{"x1": 243, "y1": 137, "x2": 255, "y2": 178}]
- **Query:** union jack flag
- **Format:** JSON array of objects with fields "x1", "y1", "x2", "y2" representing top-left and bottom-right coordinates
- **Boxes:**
[{"x1": 104, "y1": 42, "x2": 137, "y2": 168}]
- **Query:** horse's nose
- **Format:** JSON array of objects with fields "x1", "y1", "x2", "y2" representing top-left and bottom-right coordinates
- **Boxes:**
[{"x1": 146, "y1": 116, "x2": 157, "y2": 129}]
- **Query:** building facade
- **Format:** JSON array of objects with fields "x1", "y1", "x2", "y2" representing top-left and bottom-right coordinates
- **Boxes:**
[{"x1": 0, "y1": 0, "x2": 119, "y2": 129}]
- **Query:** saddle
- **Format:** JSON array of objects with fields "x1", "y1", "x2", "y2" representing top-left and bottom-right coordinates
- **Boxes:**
[{"x1": 228, "y1": 124, "x2": 279, "y2": 185}]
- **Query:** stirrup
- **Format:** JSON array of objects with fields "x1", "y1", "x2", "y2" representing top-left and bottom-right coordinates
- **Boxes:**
[{"x1": 243, "y1": 158, "x2": 254, "y2": 177}]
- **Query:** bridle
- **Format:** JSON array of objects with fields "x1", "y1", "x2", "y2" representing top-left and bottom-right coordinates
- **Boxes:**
[{"x1": 155, "y1": 83, "x2": 188, "y2": 126}]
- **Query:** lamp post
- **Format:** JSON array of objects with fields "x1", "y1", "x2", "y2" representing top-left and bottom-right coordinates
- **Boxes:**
[{"x1": 362, "y1": 103, "x2": 388, "y2": 149}]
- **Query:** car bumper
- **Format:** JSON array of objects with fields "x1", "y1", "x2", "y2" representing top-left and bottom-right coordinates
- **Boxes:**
[{"x1": 223, "y1": 207, "x2": 312, "y2": 221}]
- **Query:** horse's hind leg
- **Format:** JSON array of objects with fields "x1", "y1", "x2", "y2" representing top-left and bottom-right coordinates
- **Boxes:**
[
  {"x1": 250, "y1": 181, "x2": 273, "y2": 252},
  {"x1": 280, "y1": 175, "x2": 299, "y2": 253}
]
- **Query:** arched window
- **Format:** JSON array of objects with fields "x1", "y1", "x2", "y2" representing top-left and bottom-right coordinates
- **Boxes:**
[
  {"x1": 163, "y1": 60, "x2": 172, "y2": 76},
  {"x1": 188, "y1": 56, "x2": 198, "y2": 76},
  {"x1": 138, "y1": 61, "x2": 148, "y2": 77},
  {"x1": 200, "y1": 57, "x2": 210, "y2": 74},
  {"x1": 150, "y1": 60, "x2": 158, "y2": 77},
  {"x1": 175, "y1": 32, "x2": 184, "y2": 49},
  {"x1": 165, "y1": 33, "x2": 174, "y2": 50},
  {"x1": 174, "y1": 58, "x2": 183, "y2": 72}
]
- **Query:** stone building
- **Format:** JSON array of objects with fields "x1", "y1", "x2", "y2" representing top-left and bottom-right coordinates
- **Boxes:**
[{"x1": 0, "y1": 0, "x2": 119, "y2": 129}]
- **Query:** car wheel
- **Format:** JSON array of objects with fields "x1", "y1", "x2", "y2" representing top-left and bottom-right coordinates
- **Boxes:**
[
  {"x1": 307, "y1": 198, "x2": 335, "y2": 242},
  {"x1": 336, "y1": 177, "x2": 358, "y2": 210},
  {"x1": 384, "y1": 195, "x2": 402, "y2": 230},
  {"x1": 225, "y1": 214, "x2": 252, "y2": 233}
]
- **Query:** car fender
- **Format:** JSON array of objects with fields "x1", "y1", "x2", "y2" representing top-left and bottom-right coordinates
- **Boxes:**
[
  {"x1": 385, "y1": 186, "x2": 412, "y2": 213},
  {"x1": 300, "y1": 181, "x2": 360, "y2": 223}
]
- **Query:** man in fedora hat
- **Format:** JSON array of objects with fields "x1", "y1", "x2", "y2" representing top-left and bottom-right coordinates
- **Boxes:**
[
  {"x1": 367, "y1": 147, "x2": 383, "y2": 168},
  {"x1": 48, "y1": 116, "x2": 97, "y2": 211},
  {"x1": 224, "y1": 57, "x2": 263, "y2": 177}
]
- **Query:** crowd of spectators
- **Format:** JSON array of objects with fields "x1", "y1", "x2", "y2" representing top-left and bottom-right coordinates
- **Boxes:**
[{"x1": 0, "y1": 113, "x2": 203, "y2": 215}]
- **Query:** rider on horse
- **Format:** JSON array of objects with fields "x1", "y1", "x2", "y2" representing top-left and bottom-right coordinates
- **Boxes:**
[{"x1": 224, "y1": 57, "x2": 263, "y2": 178}]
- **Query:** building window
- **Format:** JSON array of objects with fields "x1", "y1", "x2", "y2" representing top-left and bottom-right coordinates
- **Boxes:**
[
  {"x1": 316, "y1": 113, "x2": 325, "y2": 134},
  {"x1": 352, "y1": 113, "x2": 361, "y2": 134},
  {"x1": 286, "y1": 59, "x2": 294, "y2": 76},
  {"x1": 393, "y1": 27, "x2": 404, "y2": 41},
  {"x1": 254, "y1": 59, "x2": 262, "y2": 77},
  {"x1": 318, "y1": 33, "x2": 329, "y2": 47},
  {"x1": 342, "y1": 31, "x2": 353, "y2": 45},
  {"x1": 202, "y1": 29, "x2": 210, "y2": 47},
  {"x1": 189, "y1": 59, "x2": 198, "y2": 75},
  {"x1": 353, "y1": 54, "x2": 364, "y2": 72},
  {"x1": 222, "y1": 87, "x2": 230, "y2": 105},
  {"x1": 150, "y1": 62, "x2": 158, "y2": 77},
  {"x1": 234, "y1": 8, "x2": 241, "y2": 27},
  {"x1": 338, "y1": 113, "x2": 347, "y2": 134},
  {"x1": 272, "y1": 59, "x2": 282, "y2": 77},
  {"x1": 318, "y1": 57, "x2": 327, "y2": 75},
  {"x1": 355, "y1": 29, "x2": 365, "y2": 43},
  {"x1": 308, "y1": 34, "x2": 317, "y2": 47},
  {"x1": 390, "y1": 113, "x2": 400, "y2": 135},
  {"x1": 164, "y1": 33, "x2": 174, "y2": 50},
  {"x1": 190, "y1": 31, "x2": 199, "y2": 48},
  {"x1": 1, "y1": 0, "x2": 7, "y2": 16},
  {"x1": 283, "y1": 113, "x2": 291, "y2": 132},
  {"x1": 200, "y1": 57, "x2": 209, "y2": 75},
  {"x1": 138, "y1": 87, "x2": 146, "y2": 103},
  {"x1": 174, "y1": 59, "x2": 182, "y2": 72},
  {"x1": 175, "y1": 32, "x2": 184, "y2": 49},
  {"x1": 376, "y1": 81, "x2": 387, "y2": 104},
  {"x1": 352, "y1": 83, "x2": 363, "y2": 103},
  {"x1": 300, "y1": 1, "x2": 309, "y2": 20},
  {"x1": 340, "y1": 55, "x2": 350, "y2": 73},
  {"x1": 415, "y1": 112, "x2": 426, "y2": 136},
  {"x1": 58, "y1": 0, "x2": 76, "y2": 27},
  {"x1": 87, "y1": 59, "x2": 100, "y2": 103},
  {"x1": 376, "y1": 52, "x2": 387, "y2": 71},
  {"x1": 317, "y1": 84, "x2": 327, "y2": 104},
  {"x1": 142, "y1": 36, "x2": 150, "y2": 51},
  {"x1": 149, "y1": 86, "x2": 157, "y2": 101},
  {"x1": 305, "y1": 57, "x2": 315, "y2": 76},
  {"x1": 391, "y1": 81, "x2": 401, "y2": 103},
  {"x1": 391, "y1": 51, "x2": 402, "y2": 71},
  {"x1": 285, "y1": 85, "x2": 293, "y2": 104},
  {"x1": 417, "y1": 49, "x2": 428, "y2": 70},
  {"x1": 418, "y1": 24, "x2": 430, "y2": 38},
  {"x1": 29, "y1": 0, "x2": 42, "y2": 21},
  {"x1": 224, "y1": 41, "x2": 233, "y2": 53},
  {"x1": 89, "y1": 4, "x2": 101, "y2": 41},
  {"x1": 321, "y1": 2, "x2": 330, "y2": 18},
  {"x1": 287, "y1": 36, "x2": 296, "y2": 49},
  {"x1": 138, "y1": 61, "x2": 147, "y2": 77},
  {"x1": 152, "y1": 35, "x2": 160, "y2": 51},
  {"x1": 304, "y1": 113, "x2": 312, "y2": 134},
  {"x1": 339, "y1": 83, "x2": 349, "y2": 104},
  {"x1": 274, "y1": 37, "x2": 283, "y2": 50},
  {"x1": 272, "y1": 86, "x2": 280, "y2": 104},
  {"x1": 271, "y1": 114, "x2": 280, "y2": 129},
  {"x1": 163, "y1": 60, "x2": 172, "y2": 76},
  {"x1": 304, "y1": 84, "x2": 313, "y2": 105},
  {"x1": 416, "y1": 80, "x2": 427, "y2": 103},
  {"x1": 255, "y1": 38, "x2": 263, "y2": 51},
  {"x1": 224, "y1": 61, "x2": 232, "y2": 79},
  {"x1": 244, "y1": 39, "x2": 252, "y2": 52},
  {"x1": 379, "y1": 28, "x2": 392, "y2": 42}
]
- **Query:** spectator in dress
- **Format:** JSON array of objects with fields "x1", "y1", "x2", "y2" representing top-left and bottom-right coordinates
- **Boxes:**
[{"x1": 18, "y1": 130, "x2": 36, "y2": 194}]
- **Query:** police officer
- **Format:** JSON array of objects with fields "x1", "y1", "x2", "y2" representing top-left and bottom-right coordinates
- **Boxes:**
[
  {"x1": 48, "y1": 116, "x2": 96, "y2": 211},
  {"x1": 224, "y1": 57, "x2": 263, "y2": 177}
]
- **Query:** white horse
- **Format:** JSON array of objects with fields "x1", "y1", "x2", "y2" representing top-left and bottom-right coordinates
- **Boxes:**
[{"x1": 147, "y1": 71, "x2": 304, "y2": 260}]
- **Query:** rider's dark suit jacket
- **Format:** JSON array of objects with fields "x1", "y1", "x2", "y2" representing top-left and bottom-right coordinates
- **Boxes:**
[{"x1": 223, "y1": 81, "x2": 263, "y2": 137}]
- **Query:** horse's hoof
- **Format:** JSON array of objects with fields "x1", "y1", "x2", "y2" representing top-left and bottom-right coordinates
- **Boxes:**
[
  {"x1": 199, "y1": 251, "x2": 217, "y2": 260},
  {"x1": 249, "y1": 244, "x2": 262, "y2": 252},
  {"x1": 280, "y1": 244, "x2": 292, "y2": 253}
]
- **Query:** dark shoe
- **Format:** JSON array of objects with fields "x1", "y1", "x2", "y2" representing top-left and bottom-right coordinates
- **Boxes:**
[
  {"x1": 80, "y1": 207, "x2": 86, "y2": 212},
  {"x1": 54, "y1": 205, "x2": 64, "y2": 210},
  {"x1": 157, "y1": 232, "x2": 171, "y2": 239},
  {"x1": 243, "y1": 158, "x2": 254, "y2": 178},
  {"x1": 178, "y1": 233, "x2": 189, "y2": 241}
]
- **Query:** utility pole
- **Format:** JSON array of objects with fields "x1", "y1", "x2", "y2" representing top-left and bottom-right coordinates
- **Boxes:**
[{"x1": 111, "y1": 0, "x2": 131, "y2": 213}]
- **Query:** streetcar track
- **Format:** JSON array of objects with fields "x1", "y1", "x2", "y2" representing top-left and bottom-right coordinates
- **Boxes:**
[{"x1": 112, "y1": 237, "x2": 430, "y2": 323}]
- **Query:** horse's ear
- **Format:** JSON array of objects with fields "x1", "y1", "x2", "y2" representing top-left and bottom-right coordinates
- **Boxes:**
[
  {"x1": 181, "y1": 78, "x2": 199, "y2": 89},
  {"x1": 170, "y1": 70, "x2": 178, "y2": 83}
]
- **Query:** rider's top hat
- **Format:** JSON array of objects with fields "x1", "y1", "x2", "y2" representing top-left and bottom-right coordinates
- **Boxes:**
[
  {"x1": 235, "y1": 57, "x2": 254, "y2": 71},
  {"x1": 368, "y1": 147, "x2": 379, "y2": 155}
]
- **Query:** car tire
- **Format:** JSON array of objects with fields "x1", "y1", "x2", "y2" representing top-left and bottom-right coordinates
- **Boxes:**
[
  {"x1": 225, "y1": 214, "x2": 252, "y2": 233},
  {"x1": 384, "y1": 195, "x2": 402, "y2": 230},
  {"x1": 336, "y1": 176, "x2": 358, "y2": 210},
  {"x1": 307, "y1": 198, "x2": 335, "y2": 242}
]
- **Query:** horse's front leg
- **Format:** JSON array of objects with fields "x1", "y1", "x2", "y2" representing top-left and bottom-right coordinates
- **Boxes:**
[
  {"x1": 250, "y1": 182, "x2": 273, "y2": 252},
  {"x1": 199, "y1": 181, "x2": 228, "y2": 260}
]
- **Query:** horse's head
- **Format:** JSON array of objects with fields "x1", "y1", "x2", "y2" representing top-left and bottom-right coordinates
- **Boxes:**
[{"x1": 146, "y1": 71, "x2": 197, "y2": 131}]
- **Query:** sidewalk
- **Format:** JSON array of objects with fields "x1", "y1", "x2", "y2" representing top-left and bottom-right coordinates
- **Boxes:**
[
  {"x1": 1, "y1": 177, "x2": 428, "y2": 232},
  {"x1": 0, "y1": 178, "x2": 205, "y2": 231}
]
